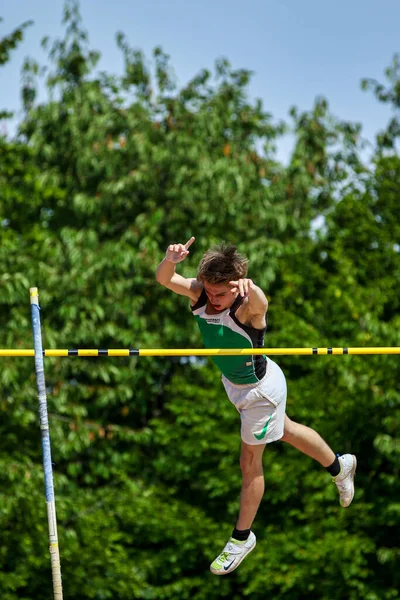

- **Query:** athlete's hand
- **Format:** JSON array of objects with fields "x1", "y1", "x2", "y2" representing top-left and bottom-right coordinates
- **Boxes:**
[
  {"x1": 229, "y1": 278, "x2": 254, "y2": 297},
  {"x1": 165, "y1": 237, "x2": 195, "y2": 264}
]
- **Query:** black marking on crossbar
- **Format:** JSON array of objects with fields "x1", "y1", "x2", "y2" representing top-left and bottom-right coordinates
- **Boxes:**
[
  {"x1": 98, "y1": 349, "x2": 108, "y2": 356},
  {"x1": 312, "y1": 348, "x2": 318, "y2": 354},
  {"x1": 129, "y1": 349, "x2": 139, "y2": 356},
  {"x1": 68, "y1": 350, "x2": 78, "y2": 356},
  {"x1": 327, "y1": 348, "x2": 332, "y2": 354},
  {"x1": 343, "y1": 347, "x2": 348, "y2": 354}
]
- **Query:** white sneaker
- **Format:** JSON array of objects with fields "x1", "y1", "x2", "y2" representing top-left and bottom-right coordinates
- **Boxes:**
[
  {"x1": 210, "y1": 532, "x2": 256, "y2": 575},
  {"x1": 333, "y1": 454, "x2": 357, "y2": 507}
]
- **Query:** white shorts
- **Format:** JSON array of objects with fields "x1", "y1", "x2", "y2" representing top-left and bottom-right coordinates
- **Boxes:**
[{"x1": 222, "y1": 358, "x2": 287, "y2": 445}]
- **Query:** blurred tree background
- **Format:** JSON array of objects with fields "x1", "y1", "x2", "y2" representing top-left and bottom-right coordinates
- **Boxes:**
[{"x1": 0, "y1": 1, "x2": 399, "y2": 598}]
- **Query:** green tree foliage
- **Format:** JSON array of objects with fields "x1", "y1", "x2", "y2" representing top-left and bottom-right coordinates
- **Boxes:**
[
  {"x1": 0, "y1": 17, "x2": 32, "y2": 118},
  {"x1": 0, "y1": 1, "x2": 399, "y2": 598}
]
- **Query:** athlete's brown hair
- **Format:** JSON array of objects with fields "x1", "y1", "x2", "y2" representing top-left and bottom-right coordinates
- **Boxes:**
[{"x1": 197, "y1": 243, "x2": 248, "y2": 284}]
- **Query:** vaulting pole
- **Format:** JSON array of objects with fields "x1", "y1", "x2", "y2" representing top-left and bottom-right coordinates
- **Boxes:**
[{"x1": 30, "y1": 288, "x2": 63, "y2": 600}]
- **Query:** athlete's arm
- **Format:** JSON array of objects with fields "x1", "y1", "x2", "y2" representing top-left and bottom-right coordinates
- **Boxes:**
[
  {"x1": 156, "y1": 237, "x2": 202, "y2": 303},
  {"x1": 230, "y1": 278, "x2": 268, "y2": 329}
]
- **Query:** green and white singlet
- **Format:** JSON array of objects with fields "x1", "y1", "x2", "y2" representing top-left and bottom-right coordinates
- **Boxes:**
[{"x1": 191, "y1": 289, "x2": 267, "y2": 384}]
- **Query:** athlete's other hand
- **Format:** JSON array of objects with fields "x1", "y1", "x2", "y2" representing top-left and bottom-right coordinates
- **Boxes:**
[
  {"x1": 229, "y1": 278, "x2": 254, "y2": 297},
  {"x1": 165, "y1": 237, "x2": 195, "y2": 264}
]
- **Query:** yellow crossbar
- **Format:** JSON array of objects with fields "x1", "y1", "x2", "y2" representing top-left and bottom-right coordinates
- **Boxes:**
[{"x1": 0, "y1": 347, "x2": 399, "y2": 357}]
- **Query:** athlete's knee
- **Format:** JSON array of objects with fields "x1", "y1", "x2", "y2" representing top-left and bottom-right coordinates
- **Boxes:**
[
  {"x1": 280, "y1": 415, "x2": 297, "y2": 443},
  {"x1": 240, "y1": 445, "x2": 264, "y2": 477}
]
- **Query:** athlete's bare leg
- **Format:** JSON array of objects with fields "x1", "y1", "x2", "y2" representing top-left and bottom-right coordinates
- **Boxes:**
[
  {"x1": 235, "y1": 441, "x2": 266, "y2": 530},
  {"x1": 280, "y1": 415, "x2": 335, "y2": 467}
]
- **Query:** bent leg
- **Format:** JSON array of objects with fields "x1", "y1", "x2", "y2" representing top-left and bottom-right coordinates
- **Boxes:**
[
  {"x1": 280, "y1": 415, "x2": 335, "y2": 467},
  {"x1": 236, "y1": 441, "x2": 266, "y2": 530}
]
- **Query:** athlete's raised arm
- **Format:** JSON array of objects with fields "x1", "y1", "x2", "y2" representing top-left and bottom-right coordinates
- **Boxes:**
[{"x1": 156, "y1": 237, "x2": 202, "y2": 302}]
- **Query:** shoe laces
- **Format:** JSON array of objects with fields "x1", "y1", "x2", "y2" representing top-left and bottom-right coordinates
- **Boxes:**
[{"x1": 216, "y1": 551, "x2": 230, "y2": 565}]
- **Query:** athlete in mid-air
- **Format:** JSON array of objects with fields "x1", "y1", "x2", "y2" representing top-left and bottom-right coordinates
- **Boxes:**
[{"x1": 156, "y1": 237, "x2": 356, "y2": 575}]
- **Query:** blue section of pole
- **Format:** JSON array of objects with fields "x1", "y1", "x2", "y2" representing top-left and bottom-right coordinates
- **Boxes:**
[
  {"x1": 30, "y1": 288, "x2": 63, "y2": 599},
  {"x1": 30, "y1": 289, "x2": 55, "y2": 502}
]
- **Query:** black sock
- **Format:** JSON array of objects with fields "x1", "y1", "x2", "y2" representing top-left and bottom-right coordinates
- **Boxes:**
[
  {"x1": 326, "y1": 455, "x2": 341, "y2": 477},
  {"x1": 232, "y1": 527, "x2": 251, "y2": 541}
]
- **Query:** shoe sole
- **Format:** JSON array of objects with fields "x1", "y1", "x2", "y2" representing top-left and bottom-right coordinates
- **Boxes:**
[
  {"x1": 210, "y1": 538, "x2": 256, "y2": 576},
  {"x1": 341, "y1": 454, "x2": 357, "y2": 508}
]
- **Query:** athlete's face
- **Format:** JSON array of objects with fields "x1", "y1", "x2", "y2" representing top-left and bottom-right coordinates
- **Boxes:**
[{"x1": 203, "y1": 281, "x2": 238, "y2": 312}]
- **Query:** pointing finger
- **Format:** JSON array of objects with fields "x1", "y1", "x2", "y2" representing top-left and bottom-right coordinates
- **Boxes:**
[{"x1": 184, "y1": 236, "x2": 195, "y2": 250}]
